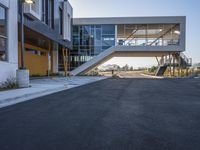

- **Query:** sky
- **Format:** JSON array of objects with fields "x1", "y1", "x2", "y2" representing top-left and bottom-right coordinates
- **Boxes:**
[{"x1": 68, "y1": 0, "x2": 200, "y2": 67}]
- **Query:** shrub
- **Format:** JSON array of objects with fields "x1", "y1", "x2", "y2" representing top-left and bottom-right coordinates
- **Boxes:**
[
  {"x1": 0, "y1": 78, "x2": 18, "y2": 90},
  {"x1": 148, "y1": 66, "x2": 158, "y2": 73}
]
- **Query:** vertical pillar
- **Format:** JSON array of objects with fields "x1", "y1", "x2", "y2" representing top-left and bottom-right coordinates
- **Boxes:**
[
  {"x1": 186, "y1": 68, "x2": 189, "y2": 76},
  {"x1": 51, "y1": 43, "x2": 59, "y2": 73},
  {"x1": 62, "y1": 48, "x2": 67, "y2": 76},
  {"x1": 48, "y1": 41, "x2": 51, "y2": 76},
  {"x1": 115, "y1": 25, "x2": 118, "y2": 46},
  {"x1": 172, "y1": 53, "x2": 175, "y2": 76},
  {"x1": 68, "y1": 50, "x2": 71, "y2": 72},
  {"x1": 145, "y1": 25, "x2": 148, "y2": 45},
  {"x1": 169, "y1": 53, "x2": 172, "y2": 77}
]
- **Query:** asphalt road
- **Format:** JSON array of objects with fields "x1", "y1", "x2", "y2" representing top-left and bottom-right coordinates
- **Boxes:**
[{"x1": 0, "y1": 78, "x2": 200, "y2": 150}]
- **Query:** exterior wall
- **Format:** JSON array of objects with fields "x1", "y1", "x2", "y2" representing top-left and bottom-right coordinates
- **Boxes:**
[
  {"x1": 18, "y1": 43, "x2": 49, "y2": 76},
  {"x1": 63, "y1": 0, "x2": 73, "y2": 41},
  {"x1": 20, "y1": 0, "x2": 73, "y2": 75},
  {"x1": 0, "y1": 0, "x2": 18, "y2": 84}
]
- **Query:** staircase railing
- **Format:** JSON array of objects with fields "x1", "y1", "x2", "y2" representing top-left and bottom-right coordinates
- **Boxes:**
[
  {"x1": 160, "y1": 53, "x2": 192, "y2": 68},
  {"x1": 149, "y1": 24, "x2": 178, "y2": 46},
  {"x1": 180, "y1": 53, "x2": 192, "y2": 66},
  {"x1": 119, "y1": 25, "x2": 145, "y2": 46}
]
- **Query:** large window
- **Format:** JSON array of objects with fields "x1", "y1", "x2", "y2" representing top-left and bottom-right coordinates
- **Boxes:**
[
  {"x1": 59, "y1": 7, "x2": 63, "y2": 35},
  {"x1": 117, "y1": 24, "x2": 181, "y2": 46},
  {"x1": 71, "y1": 24, "x2": 115, "y2": 69},
  {"x1": 0, "y1": 5, "x2": 7, "y2": 61}
]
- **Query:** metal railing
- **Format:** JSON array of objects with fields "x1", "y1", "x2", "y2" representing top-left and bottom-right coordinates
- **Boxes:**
[{"x1": 180, "y1": 53, "x2": 192, "y2": 66}]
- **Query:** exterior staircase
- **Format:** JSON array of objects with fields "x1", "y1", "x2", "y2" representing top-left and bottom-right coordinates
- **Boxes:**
[
  {"x1": 70, "y1": 46, "x2": 116, "y2": 76},
  {"x1": 155, "y1": 65, "x2": 168, "y2": 76},
  {"x1": 155, "y1": 53, "x2": 192, "y2": 76},
  {"x1": 70, "y1": 42, "x2": 192, "y2": 76},
  {"x1": 175, "y1": 53, "x2": 192, "y2": 67}
]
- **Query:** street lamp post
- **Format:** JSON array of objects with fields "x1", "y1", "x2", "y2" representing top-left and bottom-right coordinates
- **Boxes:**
[
  {"x1": 20, "y1": 0, "x2": 25, "y2": 69},
  {"x1": 16, "y1": 0, "x2": 34, "y2": 88}
]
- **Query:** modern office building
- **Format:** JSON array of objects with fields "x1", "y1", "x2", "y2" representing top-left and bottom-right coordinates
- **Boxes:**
[
  {"x1": 0, "y1": 0, "x2": 18, "y2": 83},
  {"x1": 70, "y1": 17, "x2": 192, "y2": 76},
  {"x1": 18, "y1": 0, "x2": 72, "y2": 76},
  {"x1": 0, "y1": 1, "x2": 192, "y2": 84},
  {"x1": 0, "y1": 0, "x2": 73, "y2": 84}
]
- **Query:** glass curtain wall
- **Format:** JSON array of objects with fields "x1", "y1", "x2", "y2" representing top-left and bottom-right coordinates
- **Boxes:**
[
  {"x1": 117, "y1": 24, "x2": 180, "y2": 46},
  {"x1": 71, "y1": 25, "x2": 115, "y2": 70},
  {"x1": 0, "y1": 5, "x2": 7, "y2": 61}
]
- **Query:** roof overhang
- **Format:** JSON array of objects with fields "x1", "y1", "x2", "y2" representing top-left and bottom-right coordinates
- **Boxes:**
[{"x1": 73, "y1": 16, "x2": 186, "y2": 25}]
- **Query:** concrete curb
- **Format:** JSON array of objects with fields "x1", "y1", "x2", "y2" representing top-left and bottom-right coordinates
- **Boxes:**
[
  {"x1": 0, "y1": 86, "x2": 68, "y2": 108},
  {"x1": 0, "y1": 77, "x2": 108, "y2": 109},
  {"x1": 117, "y1": 74, "x2": 164, "y2": 79},
  {"x1": 140, "y1": 74, "x2": 164, "y2": 79}
]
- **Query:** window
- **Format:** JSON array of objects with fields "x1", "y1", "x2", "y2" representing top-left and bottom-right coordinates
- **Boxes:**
[
  {"x1": 71, "y1": 24, "x2": 116, "y2": 69},
  {"x1": 117, "y1": 24, "x2": 180, "y2": 46},
  {"x1": 44, "y1": 0, "x2": 54, "y2": 28},
  {"x1": 48, "y1": 0, "x2": 54, "y2": 28},
  {"x1": 67, "y1": 14, "x2": 71, "y2": 40},
  {"x1": 59, "y1": 7, "x2": 63, "y2": 35},
  {"x1": 102, "y1": 25, "x2": 115, "y2": 35},
  {"x1": 0, "y1": 5, "x2": 7, "y2": 61}
]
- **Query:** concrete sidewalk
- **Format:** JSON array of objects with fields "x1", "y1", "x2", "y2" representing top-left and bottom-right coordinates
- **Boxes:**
[{"x1": 0, "y1": 76, "x2": 108, "y2": 108}]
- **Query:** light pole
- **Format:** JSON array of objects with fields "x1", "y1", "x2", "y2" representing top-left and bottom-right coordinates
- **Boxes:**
[{"x1": 17, "y1": 0, "x2": 34, "y2": 88}]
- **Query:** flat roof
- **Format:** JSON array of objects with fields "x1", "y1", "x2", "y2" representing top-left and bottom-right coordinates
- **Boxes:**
[{"x1": 73, "y1": 16, "x2": 186, "y2": 25}]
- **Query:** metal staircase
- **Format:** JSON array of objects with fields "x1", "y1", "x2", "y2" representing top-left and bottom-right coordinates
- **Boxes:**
[
  {"x1": 155, "y1": 52, "x2": 192, "y2": 76},
  {"x1": 155, "y1": 57, "x2": 170, "y2": 76},
  {"x1": 155, "y1": 65, "x2": 168, "y2": 76},
  {"x1": 70, "y1": 46, "x2": 116, "y2": 76},
  {"x1": 175, "y1": 53, "x2": 192, "y2": 67}
]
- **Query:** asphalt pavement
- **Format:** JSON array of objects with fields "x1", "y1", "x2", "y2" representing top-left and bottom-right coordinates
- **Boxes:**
[{"x1": 0, "y1": 78, "x2": 200, "y2": 150}]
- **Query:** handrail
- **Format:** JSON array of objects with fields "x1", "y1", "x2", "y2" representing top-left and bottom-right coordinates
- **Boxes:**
[
  {"x1": 149, "y1": 24, "x2": 178, "y2": 46},
  {"x1": 180, "y1": 53, "x2": 192, "y2": 66},
  {"x1": 123, "y1": 25, "x2": 145, "y2": 45}
]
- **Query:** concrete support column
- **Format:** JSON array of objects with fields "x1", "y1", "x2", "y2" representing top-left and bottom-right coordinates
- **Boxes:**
[
  {"x1": 169, "y1": 53, "x2": 172, "y2": 76},
  {"x1": 51, "y1": 43, "x2": 59, "y2": 73},
  {"x1": 115, "y1": 25, "x2": 118, "y2": 46},
  {"x1": 172, "y1": 53, "x2": 175, "y2": 76},
  {"x1": 178, "y1": 53, "x2": 181, "y2": 77}
]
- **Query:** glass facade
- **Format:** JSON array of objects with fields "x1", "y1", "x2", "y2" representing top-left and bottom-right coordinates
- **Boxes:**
[
  {"x1": 117, "y1": 24, "x2": 180, "y2": 46},
  {"x1": 71, "y1": 25, "x2": 115, "y2": 70},
  {"x1": 70, "y1": 23, "x2": 181, "y2": 70},
  {"x1": 0, "y1": 5, "x2": 7, "y2": 61}
]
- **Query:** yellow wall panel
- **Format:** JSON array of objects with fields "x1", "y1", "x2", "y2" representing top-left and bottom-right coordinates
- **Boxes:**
[{"x1": 18, "y1": 43, "x2": 49, "y2": 76}]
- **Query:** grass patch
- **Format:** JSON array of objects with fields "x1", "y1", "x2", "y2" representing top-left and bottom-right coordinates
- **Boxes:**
[{"x1": 0, "y1": 78, "x2": 18, "y2": 91}]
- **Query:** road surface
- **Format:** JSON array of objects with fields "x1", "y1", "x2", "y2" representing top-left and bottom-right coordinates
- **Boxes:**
[{"x1": 0, "y1": 78, "x2": 200, "y2": 150}]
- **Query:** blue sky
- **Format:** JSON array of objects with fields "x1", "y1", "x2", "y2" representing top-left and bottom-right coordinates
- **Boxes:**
[{"x1": 69, "y1": 0, "x2": 200, "y2": 67}]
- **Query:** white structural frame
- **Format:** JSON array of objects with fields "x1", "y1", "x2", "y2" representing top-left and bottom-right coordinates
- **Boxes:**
[
  {"x1": 73, "y1": 16, "x2": 186, "y2": 52},
  {"x1": 0, "y1": 0, "x2": 18, "y2": 84}
]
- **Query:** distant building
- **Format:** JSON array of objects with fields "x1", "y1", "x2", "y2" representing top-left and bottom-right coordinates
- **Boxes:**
[{"x1": 98, "y1": 64, "x2": 120, "y2": 71}]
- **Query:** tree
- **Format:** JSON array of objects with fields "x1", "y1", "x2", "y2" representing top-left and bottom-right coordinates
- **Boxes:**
[
  {"x1": 148, "y1": 66, "x2": 158, "y2": 73},
  {"x1": 124, "y1": 64, "x2": 129, "y2": 72}
]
